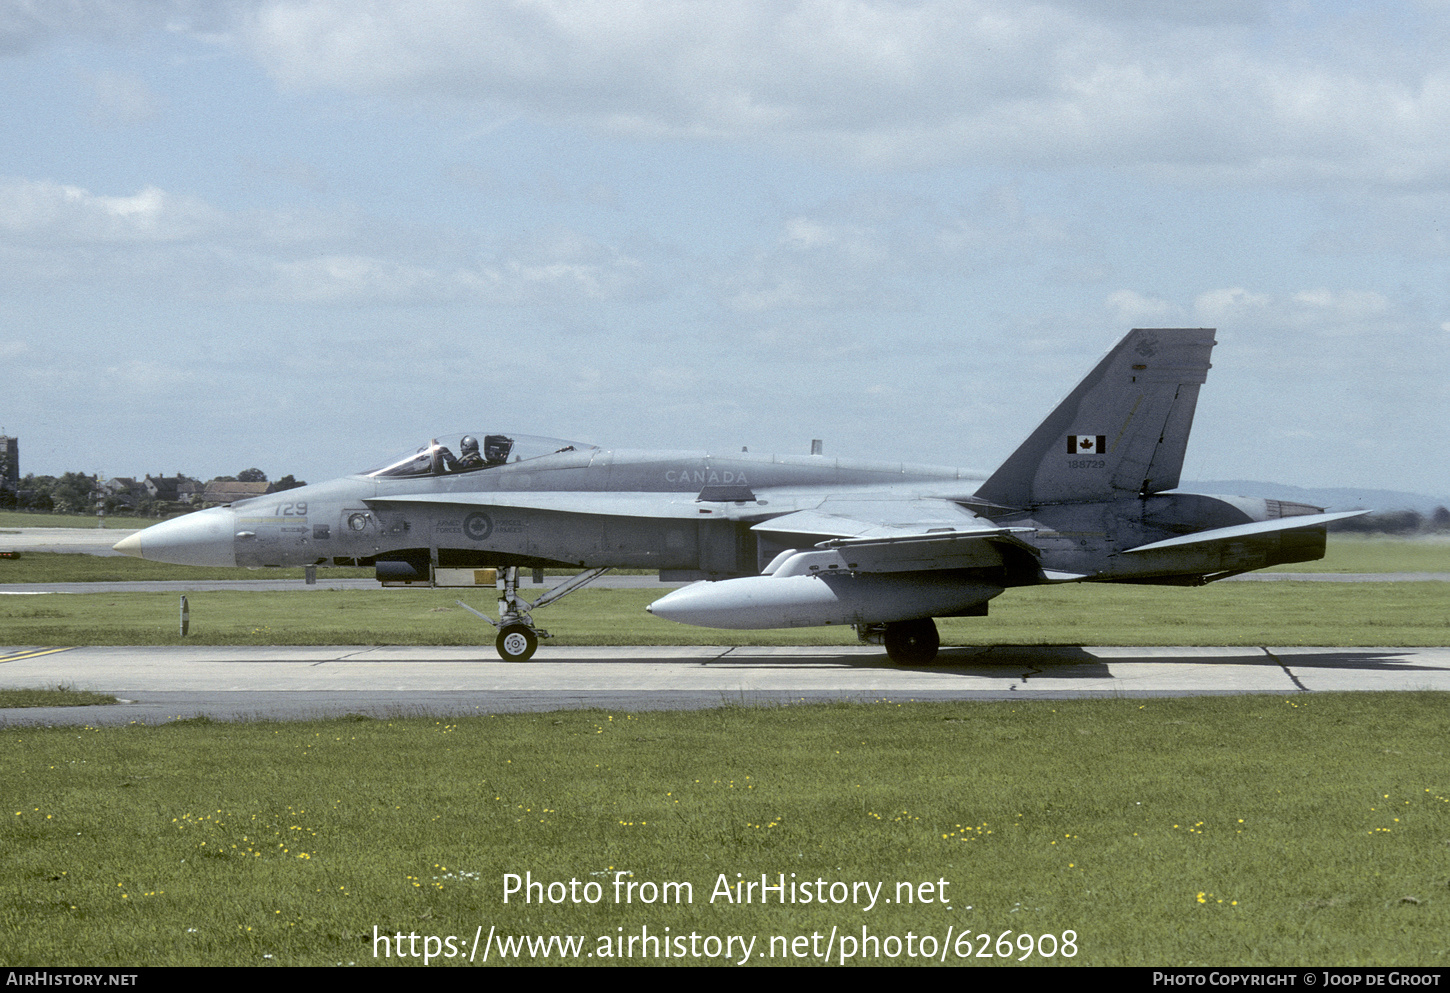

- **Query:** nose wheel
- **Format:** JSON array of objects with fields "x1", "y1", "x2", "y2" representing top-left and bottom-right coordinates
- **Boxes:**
[{"x1": 495, "y1": 623, "x2": 538, "y2": 662}]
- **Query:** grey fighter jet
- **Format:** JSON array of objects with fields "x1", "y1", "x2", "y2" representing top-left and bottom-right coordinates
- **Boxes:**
[{"x1": 114, "y1": 329, "x2": 1363, "y2": 664}]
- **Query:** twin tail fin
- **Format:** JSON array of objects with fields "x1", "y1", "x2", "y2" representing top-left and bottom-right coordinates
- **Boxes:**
[{"x1": 975, "y1": 328, "x2": 1217, "y2": 508}]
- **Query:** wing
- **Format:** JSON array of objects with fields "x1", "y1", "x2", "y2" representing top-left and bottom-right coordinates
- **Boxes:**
[
  {"x1": 751, "y1": 498, "x2": 1037, "y2": 576},
  {"x1": 648, "y1": 497, "x2": 1031, "y2": 630}
]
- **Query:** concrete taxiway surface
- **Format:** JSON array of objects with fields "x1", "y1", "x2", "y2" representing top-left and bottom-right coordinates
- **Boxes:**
[
  {"x1": 2, "y1": 644, "x2": 1447, "y2": 726},
  {"x1": 0, "y1": 527, "x2": 138, "y2": 555}
]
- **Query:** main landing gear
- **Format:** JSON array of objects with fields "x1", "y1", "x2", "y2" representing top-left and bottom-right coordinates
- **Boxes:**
[
  {"x1": 457, "y1": 565, "x2": 611, "y2": 661},
  {"x1": 857, "y1": 617, "x2": 940, "y2": 665}
]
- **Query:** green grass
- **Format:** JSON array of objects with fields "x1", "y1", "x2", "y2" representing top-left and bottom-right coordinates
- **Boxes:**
[
  {"x1": 1, "y1": 695, "x2": 1446, "y2": 966},
  {"x1": 0, "y1": 511, "x2": 173, "y2": 530},
  {"x1": 0, "y1": 686, "x2": 119, "y2": 709},
  {"x1": 0, "y1": 553, "x2": 373, "y2": 584},
  {"x1": 1, "y1": 582, "x2": 1446, "y2": 647},
  {"x1": 1269, "y1": 534, "x2": 1450, "y2": 573}
]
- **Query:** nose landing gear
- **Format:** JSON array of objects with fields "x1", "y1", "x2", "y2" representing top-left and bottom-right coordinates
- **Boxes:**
[{"x1": 456, "y1": 565, "x2": 612, "y2": 661}]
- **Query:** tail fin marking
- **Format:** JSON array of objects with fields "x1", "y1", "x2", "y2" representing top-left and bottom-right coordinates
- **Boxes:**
[{"x1": 975, "y1": 328, "x2": 1216, "y2": 508}]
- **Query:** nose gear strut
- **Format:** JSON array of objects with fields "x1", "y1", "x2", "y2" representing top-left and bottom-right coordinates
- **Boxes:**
[{"x1": 456, "y1": 565, "x2": 612, "y2": 661}]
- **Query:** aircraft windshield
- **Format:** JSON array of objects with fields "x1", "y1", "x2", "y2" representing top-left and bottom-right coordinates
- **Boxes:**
[{"x1": 362, "y1": 433, "x2": 595, "y2": 478}]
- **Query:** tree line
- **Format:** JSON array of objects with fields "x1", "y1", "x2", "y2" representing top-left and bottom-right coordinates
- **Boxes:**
[{"x1": 0, "y1": 469, "x2": 305, "y2": 517}]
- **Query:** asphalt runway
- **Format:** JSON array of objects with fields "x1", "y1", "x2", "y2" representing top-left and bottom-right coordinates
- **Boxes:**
[
  {"x1": 2, "y1": 643, "x2": 1448, "y2": 727},
  {"x1": 0, "y1": 526, "x2": 138, "y2": 555}
]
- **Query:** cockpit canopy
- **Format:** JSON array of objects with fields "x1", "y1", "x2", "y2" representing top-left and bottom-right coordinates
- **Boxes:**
[{"x1": 361, "y1": 433, "x2": 596, "y2": 478}]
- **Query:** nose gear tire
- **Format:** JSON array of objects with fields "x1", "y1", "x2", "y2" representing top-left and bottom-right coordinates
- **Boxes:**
[{"x1": 496, "y1": 624, "x2": 538, "y2": 662}]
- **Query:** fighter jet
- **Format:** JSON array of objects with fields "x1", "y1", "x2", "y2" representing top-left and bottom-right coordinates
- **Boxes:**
[{"x1": 114, "y1": 328, "x2": 1363, "y2": 664}]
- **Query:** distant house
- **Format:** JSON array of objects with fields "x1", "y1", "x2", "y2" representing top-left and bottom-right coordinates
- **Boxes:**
[
  {"x1": 103, "y1": 477, "x2": 144, "y2": 509},
  {"x1": 143, "y1": 475, "x2": 182, "y2": 501},
  {"x1": 202, "y1": 480, "x2": 276, "y2": 505}
]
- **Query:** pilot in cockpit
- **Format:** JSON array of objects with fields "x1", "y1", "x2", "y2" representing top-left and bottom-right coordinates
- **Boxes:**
[{"x1": 455, "y1": 435, "x2": 485, "y2": 470}]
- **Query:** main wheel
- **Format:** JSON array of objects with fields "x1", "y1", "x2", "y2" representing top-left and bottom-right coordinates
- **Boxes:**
[
  {"x1": 496, "y1": 623, "x2": 538, "y2": 662},
  {"x1": 882, "y1": 618, "x2": 940, "y2": 665}
]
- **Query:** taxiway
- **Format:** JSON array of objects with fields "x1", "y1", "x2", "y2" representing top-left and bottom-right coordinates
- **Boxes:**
[{"x1": 2, "y1": 643, "x2": 1448, "y2": 726}]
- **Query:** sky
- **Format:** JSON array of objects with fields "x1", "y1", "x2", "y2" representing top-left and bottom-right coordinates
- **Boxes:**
[{"x1": 1, "y1": 0, "x2": 1447, "y2": 500}]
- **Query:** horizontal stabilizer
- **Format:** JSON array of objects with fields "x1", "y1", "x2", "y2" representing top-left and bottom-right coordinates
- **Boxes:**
[{"x1": 1123, "y1": 510, "x2": 1369, "y2": 554}]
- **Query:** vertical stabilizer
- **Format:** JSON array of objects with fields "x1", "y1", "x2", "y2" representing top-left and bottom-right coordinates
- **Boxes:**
[{"x1": 975, "y1": 328, "x2": 1216, "y2": 508}]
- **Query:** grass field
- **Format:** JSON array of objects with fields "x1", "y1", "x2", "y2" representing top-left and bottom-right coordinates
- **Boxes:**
[
  {"x1": 2, "y1": 694, "x2": 1446, "y2": 966},
  {"x1": 1268, "y1": 534, "x2": 1450, "y2": 573},
  {"x1": 2, "y1": 580, "x2": 1447, "y2": 648},
  {"x1": 0, "y1": 510, "x2": 169, "y2": 530},
  {"x1": 0, "y1": 552, "x2": 374, "y2": 584},
  {"x1": 0, "y1": 686, "x2": 118, "y2": 709}
]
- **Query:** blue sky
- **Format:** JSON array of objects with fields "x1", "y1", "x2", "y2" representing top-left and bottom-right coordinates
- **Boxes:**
[{"x1": 1, "y1": 1, "x2": 1447, "y2": 499}]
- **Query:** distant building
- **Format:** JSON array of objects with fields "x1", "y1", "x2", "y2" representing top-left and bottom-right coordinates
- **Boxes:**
[
  {"x1": 142, "y1": 474, "x2": 203, "y2": 504},
  {"x1": 103, "y1": 477, "x2": 143, "y2": 509},
  {"x1": 0, "y1": 435, "x2": 16, "y2": 488},
  {"x1": 202, "y1": 480, "x2": 275, "y2": 504},
  {"x1": 143, "y1": 474, "x2": 182, "y2": 501}
]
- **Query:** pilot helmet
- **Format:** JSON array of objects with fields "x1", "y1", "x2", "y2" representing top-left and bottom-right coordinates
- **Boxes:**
[{"x1": 460, "y1": 435, "x2": 479, "y2": 455}]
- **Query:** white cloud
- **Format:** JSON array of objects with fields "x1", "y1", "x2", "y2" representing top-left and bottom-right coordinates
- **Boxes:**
[
  {"x1": 718, "y1": 190, "x2": 1075, "y2": 313},
  {"x1": 719, "y1": 213, "x2": 894, "y2": 312},
  {"x1": 0, "y1": 0, "x2": 186, "y2": 55},
  {"x1": 103, "y1": 358, "x2": 193, "y2": 389},
  {"x1": 1107, "y1": 289, "x2": 1176, "y2": 321},
  {"x1": 85, "y1": 68, "x2": 161, "y2": 125},
  {"x1": 1290, "y1": 288, "x2": 1390, "y2": 317},
  {"x1": 1193, "y1": 287, "x2": 1272, "y2": 319},
  {"x1": 0, "y1": 175, "x2": 655, "y2": 305},
  {"x1": 0, "y1": 177, "x2": 220, "y2": 242},
  {"x1": 1192, "y1": 286, "x2": 1409, "y2": 348},
  {"x1": 262, "y1": 255, "x2": 443, "y2": 303},
  {"x1": 222, "y1": 0, "x2": 1450, "y2": 183}
]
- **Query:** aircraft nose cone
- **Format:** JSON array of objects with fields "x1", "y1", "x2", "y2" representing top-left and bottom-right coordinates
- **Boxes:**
[
  {"x1": 111, "y1": 533, "x2": 143, "y2": 558},
  {"x1": 117, "y1": 507, "x2": 238, "y2": 567}
]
